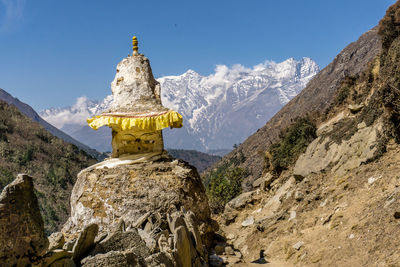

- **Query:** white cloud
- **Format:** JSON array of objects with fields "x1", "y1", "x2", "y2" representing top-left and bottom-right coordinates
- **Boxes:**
[
  {"x1": 0, "y1": 0, "x2": 25, "y2": 32},
  {"x1": 203, "y1": 60, "x2": 281, "y2": 87},
  {"x1": 42, "y1": 96, "x2": 93, "y2": 129}
]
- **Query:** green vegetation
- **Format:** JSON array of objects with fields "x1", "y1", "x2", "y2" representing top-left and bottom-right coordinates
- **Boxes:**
[
  {"x1": 378, "y1": 1, "x2": 400, "y2": 51},
  {"x1": 0, "y1": 100, "x2": 97, "y2": 234},
  {"x1": 45, "y1": 165, "x2": 70, "y2": 189},
  {"x1": 321, "y1": 118, "x2": 358, "y2": 150},
  {"x1": 19, "y1": 147, "x2": 34, "y2": 166},
  {"x1": 267, "y1": 117, "x2": 316, "y2": 174},
  {"x1": 203, "y1": 149, "x2": 247, "y2": 213},
  {"x1": 0, "y1": 167, "x2": 14, "y2": 189},
  {"x1": 329, "y1": 75, "x2": 357, "y2": 108},
  {"x1": 204, "y1": 166, "x2": 245, "y2": 213},
  {"x1": 334, "y1": 84, "x2": 351, "y2": 106}
]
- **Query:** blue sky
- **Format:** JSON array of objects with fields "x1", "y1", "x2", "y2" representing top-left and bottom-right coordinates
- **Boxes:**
[{"x1": 0, "y1": 0, "x2": 396, "y2": 111}]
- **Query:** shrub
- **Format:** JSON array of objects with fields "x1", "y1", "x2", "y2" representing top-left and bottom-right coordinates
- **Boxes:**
[
  {"x1": 205, "y1": 167, "x2": 245, "y2": 213},
  {"x1": 35, "y1": 130, "x2": 51, "y2": 143},
  {"x1": 45, "y1": 166, "x2": 69, "y2": 189},
  {"x1": 19, "y1": 147, "x2": 34, "y2": 166},
  {"x1": 0, "y1": 168, "x2": 14, "y2": 190},
  {"x1": 378, "y1": 1, "x2": 400, "y2": 50},
  {"x1": 334, "y1": 76, "x2": 357, "y2": 106},
  {"x1": 268, "y1": 117, "x2": 316, "y2": 174}
]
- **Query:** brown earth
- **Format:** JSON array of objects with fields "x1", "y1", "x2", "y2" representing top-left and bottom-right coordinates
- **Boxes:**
[
  {"x1": 217, "y1": 140, "x2": 400, "y2": 266},
  {"x1": 213, "y1": 2, "x2": 400, "y2": 266}
]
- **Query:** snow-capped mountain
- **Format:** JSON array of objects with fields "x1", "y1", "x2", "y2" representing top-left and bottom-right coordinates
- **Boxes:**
[{"x1": 40, "y1": 57, "x2": 319, "y2": 152}]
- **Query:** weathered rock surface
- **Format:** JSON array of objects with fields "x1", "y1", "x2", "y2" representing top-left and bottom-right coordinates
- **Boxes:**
[
  {"x1": 63, "y1": 157, "x2": 214, "y2": 248},
  {"x1": 145, "y1": 252, "x2": 174, "y2": 267},
  {"x1": 58, "y1": 156, "x2": 215, "y2": 266},
  {"x1": 49, "y1": 257, "x2": 76, "y2": 267},
  {"x1": 225, "y1": 191, "x2": 256, "y2": 210},
  {"x1": 48, "y1": 232, "x2": 66, "y2": 251},
  {"x1": 25, "y1": 199, "x2": 210, "y2": 266},
  {"x1": 109, "y1": 54, "x2": 164, "y2": 114},
  {"x1": 82, "y1": 249, "x2": 146, "y2": 267},
  {"x1": 90, "y1": 229, "x2": 150, "y2": 258},
  {"x1": 0, "y1": 174, "x2": 48, "y2": 266},
  {"x1": 252, "y1": 172, "x2": 274, "y2": 190},
  {"x1": 75, "y1": 209, "x2": 208, "y2": 266},
  {"x1": 294, "y1": 120, "x2": 383, "y2": 177},
  {"x1": 173, "y1": 225, "x2": 192, "y2": 267},
  {"x1": 40, "y1": 249, "x2": 74, "y2": 266},
  {"x1": 72, "y1": 223, "x2": 99, "y2": 263}
]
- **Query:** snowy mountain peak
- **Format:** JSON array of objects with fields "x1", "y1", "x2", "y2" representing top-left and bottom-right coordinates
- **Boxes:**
[
  {"x1": 184, "y1": 69, "x2": 200, "y2": 75},
  {"x1": 40, "y1": 57, "x2": 319, "y2": 152}
]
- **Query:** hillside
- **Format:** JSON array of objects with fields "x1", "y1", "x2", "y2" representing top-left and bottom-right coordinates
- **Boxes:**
[
  {"x1": 167, "y1": 149, "x2": 221, "y2": 172},
  {"x1": 212, "y1": 1, "x2": 400, "y2": 265},
  {"x1": 0, "y1": 100, "x2": 97, "y2": 234},
  {"x1": 0, "y1": 88, "x2": 106, "y2": 160},
  {"x1": 208, "y1": 26, "x2": 381, "y2": 188}
]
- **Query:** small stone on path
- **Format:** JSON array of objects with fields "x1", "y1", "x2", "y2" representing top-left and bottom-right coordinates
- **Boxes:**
[{"x1": 293, "y1": 241, "x2": 304, "y2": 251}]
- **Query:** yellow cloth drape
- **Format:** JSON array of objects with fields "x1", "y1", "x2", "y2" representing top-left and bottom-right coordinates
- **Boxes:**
[{"x1": 87, "y1": 110, "x2": 183, "y2": 131}]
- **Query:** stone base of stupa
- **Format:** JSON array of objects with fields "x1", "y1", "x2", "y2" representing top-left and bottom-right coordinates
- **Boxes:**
[{"x1": 62, "y1": 153, "x2": 215, "y2": 249}]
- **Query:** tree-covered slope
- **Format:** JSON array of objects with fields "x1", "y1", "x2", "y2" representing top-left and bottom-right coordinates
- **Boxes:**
[{"x1": 0, "y1": 100, "x2": 97, "y2": 234}]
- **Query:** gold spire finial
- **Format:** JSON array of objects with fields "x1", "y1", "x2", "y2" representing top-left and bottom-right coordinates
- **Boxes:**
[{"x1": 132, "y1": 36, "x2": 138, "y2": 55}]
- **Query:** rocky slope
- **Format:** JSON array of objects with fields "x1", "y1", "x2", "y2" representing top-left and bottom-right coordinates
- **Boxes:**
[
  {"x1": 209, "y1": 26, "x2": 381, "y2": 187},
  {"x1": 0, "y1": 99, "x2": 97, "y2": 234},
  {"x1": 211, "y1": 1, "x2": 400, "y2": 266},
  {"x1": 0, "y1": 88, "x2": 105, "y2": 160},
  {"x1": 40, "y1": 58, "x2": 319, "y2": 152},
  {"x1": 219, "y1": 142, "x2": 400, "y2": 266},
  {"x1": 0, "y1": 155, "x2": 219, "y2": 266}
]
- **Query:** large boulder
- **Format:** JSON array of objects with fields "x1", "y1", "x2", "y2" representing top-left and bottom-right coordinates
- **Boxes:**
[
  {"x1": 90, "y1": 229, "x2": 150, "y2": 258},
  {"x1": 81, "y1": 249, "x2": 146, "y2": 267},
  {"x1": 72, "y1": 223, "x2": 99, "y2": 263},
  {"x1": 294, "y1": 120, "x2": 383, "y2": 177},
  {"x1": 0, "y1": 174, "x2": 48, "y2": 266},
  {"x1": 63, "y1": 155, "x2": 215, "y2": 249}
]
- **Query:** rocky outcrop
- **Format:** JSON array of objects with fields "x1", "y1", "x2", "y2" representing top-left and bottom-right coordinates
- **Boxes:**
[
  {"x1": 294, "y1": 120, "x2": 383, "y2": 177},
  {"x1": 57, "y1": 153, "x2": 216, "y2": 266},
  {"x1": 89, "y1": 229, "x2": 150, "y2": 258},
  {"x1": 72, "y1": 223, "x2": 99, "y2": 263},
  {"x1": 0, "y1": 174, "x2": 48, "y2": 266},
  {"x1": 82, "y1": 250, "x2": 147, "y2": 267},
  {"x1": 40, "y1": 208, "x2": 209, "y2": 266},
  {"x1": 63, "y1": 155, "x2": 214, "y2": 246},
  {"x1": 0, "y1": 157, "x2": 215, "y2": 266}
]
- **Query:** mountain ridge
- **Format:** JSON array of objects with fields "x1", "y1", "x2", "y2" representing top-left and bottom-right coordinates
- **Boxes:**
[
  {"x1": 214, "y1": 3, "x2": 400, "y2": 265},
  {"x1": 40, "y1": 57, "x2": 319, "y2": 152},
  {"x1": 0, "y1": 88, "x2": 105, "y2": 160},
  {"x1": 209, "y1": 27, "x2": 382, "y2": 186}
]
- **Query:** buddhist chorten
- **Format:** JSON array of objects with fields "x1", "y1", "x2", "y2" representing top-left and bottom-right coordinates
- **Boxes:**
[{"x1": 87, "y1": 36, "x2": 182, "y2": 158}]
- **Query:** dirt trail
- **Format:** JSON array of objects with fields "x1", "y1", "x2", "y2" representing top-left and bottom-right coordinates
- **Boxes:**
[{"x1": 216, "y1": 141, "x2": 400, "y2": 266}]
